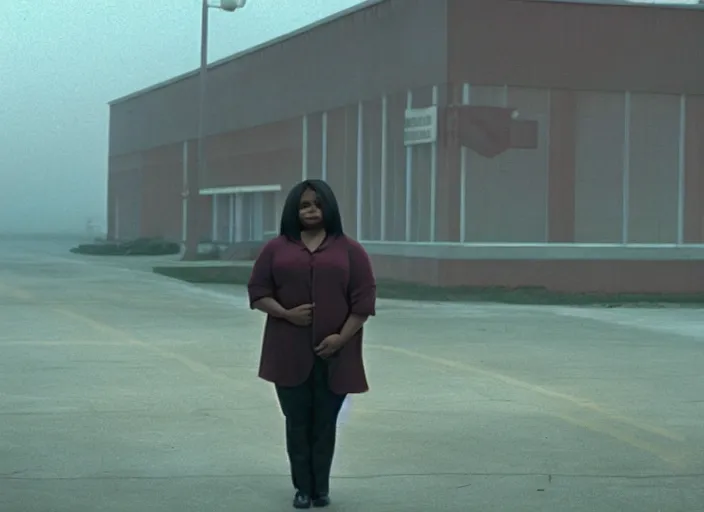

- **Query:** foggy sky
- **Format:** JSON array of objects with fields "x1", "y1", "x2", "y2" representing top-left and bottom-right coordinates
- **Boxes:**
[{"x1": 0, "y1": 0, "x2": 363, "y2": 235}]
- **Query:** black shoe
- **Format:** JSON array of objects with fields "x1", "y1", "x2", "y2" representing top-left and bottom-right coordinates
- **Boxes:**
[
  {"x1": 312, "y1": 494, "x2": 331, "y2": 508},
  {"x1": 293, "y1": 491, "x2": 312, "y2": 509}
]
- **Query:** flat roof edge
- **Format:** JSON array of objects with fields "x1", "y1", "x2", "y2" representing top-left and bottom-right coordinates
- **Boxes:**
[
  {"x1": 108, "y1": 0, "x2": 386, "y2": 107},
  {"x1": 522, "y1": 0, "x2": 704, "y2": 10}
]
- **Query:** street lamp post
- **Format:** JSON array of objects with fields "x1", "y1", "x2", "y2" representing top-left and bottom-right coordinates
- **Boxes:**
[{"x1": 183, "y1": 0, "x2": 247, "y2": 260}]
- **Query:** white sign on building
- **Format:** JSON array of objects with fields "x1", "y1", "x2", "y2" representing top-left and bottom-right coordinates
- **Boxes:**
[{"x1": 404, "y1": 106, "x2": 438, "y2": 146}]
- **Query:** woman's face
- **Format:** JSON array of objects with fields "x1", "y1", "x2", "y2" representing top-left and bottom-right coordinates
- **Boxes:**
[{"x1": 299, "y1": 188, "x2": 323, "y2": 230}]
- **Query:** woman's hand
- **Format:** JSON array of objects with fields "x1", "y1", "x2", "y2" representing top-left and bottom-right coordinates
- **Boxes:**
[
  {"x1": 315, "y1": 334, "x2": 344, "y2": 359},
  {"x1": 284, "y1": 303, "x2": 315, "y2": 326}
]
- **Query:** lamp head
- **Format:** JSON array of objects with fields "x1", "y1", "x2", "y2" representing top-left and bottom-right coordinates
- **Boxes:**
[{"x1": 220, "y1": 0, "x2": 246, "y2": 12}]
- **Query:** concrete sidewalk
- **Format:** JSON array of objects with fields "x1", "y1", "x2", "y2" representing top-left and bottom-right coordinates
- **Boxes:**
[{"x1": 0, "y1": 239, "x2": 702, "y2": 511}]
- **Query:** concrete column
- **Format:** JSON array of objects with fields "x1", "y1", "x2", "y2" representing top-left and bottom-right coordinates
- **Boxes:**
[
  {"x1": 380, "y1": 95, "x2": 388, "y2": 241},
  {"x1": 405, "y1": 90, "x2": 413, "y2": 242},
  {"x1": 302, "y1": 115, "x2": 309, "y2": 181},
  {"x1": 321, "y1": 112, "x2": 328, "y2": 181},
  {"x1": 356, "y1": 102, "x2": 364, "y2": 240},
  {"x1": 235, "y1": 193, "x2": 244, "y2": 243},
  {"x1": 430, "y1": 85, "x2": 438, "y2": 242},
  {"x1": 460, "y1": 83, "x2": 470, "y2": 243},
  {"x1": 211, "y1": 194, "x2": 218, "y2": 242},
  {"x1": 181, "y1": 140, "x2": 188, "y2": 244},
  {"x1": 228, "y1": 194, "x2": 235, "y2": 243},
  {"x1": 622, "y1": 91, "x2": 631, "y2": 244}
]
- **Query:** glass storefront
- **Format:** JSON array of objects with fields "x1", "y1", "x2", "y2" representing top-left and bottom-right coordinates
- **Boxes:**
[{"x1": 210, "y1": 190, "x2": 277, "y2": 244}]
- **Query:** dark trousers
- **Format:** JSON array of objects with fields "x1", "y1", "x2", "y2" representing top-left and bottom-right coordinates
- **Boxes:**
[{"x1": 275, "y1": 358, "x2": 346, "y2": 497}]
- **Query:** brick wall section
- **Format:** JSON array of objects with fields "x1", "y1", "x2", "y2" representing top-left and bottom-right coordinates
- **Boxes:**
[{"x1": 685, "y1": 96, "x2": 704, "y2": 243}]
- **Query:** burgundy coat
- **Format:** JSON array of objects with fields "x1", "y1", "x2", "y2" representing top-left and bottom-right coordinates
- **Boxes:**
[{"x1": 248, "y1": 234, "x2": 376, "y2": 394}]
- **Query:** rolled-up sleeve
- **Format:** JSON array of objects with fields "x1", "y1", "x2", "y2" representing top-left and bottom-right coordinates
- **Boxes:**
[
  {"x1": 348, "y1": 241, "x2": 376, "y2": 316},
  {"x1": 248, "y1": 240, "x2": 276, "y2": 309}
]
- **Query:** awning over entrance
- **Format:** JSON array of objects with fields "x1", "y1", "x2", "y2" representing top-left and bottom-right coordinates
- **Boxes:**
[{"x1": 199, "y1": 184, "x2": 282, "y2": 195}]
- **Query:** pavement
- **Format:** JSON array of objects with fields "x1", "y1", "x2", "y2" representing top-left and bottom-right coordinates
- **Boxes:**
[{"x1": 0, "y1": 237, "x2": 703, "y2": 512}]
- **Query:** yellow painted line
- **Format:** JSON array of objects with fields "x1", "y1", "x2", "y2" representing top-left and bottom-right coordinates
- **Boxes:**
[
  {"x1": 370, "y1": 344, "x2": 687, "y2": 467},
  {"x1": 372, "y1": 344, "x2": 681, "y2": 441},
  {"x1": 346, "y1": 405, "x2": 686, "y2": 467},
  {"x1": 53, "y1": 308, "x2": 251, "y2": 392},
  {"x1": 0, "y1": 282, "x2": 34, "y2": 301},
  {"x1": 0, "y1": 282, "x2": 193, "y2": 309},
  {"x1": 548, "y1": 411, "x2": 687, "y2": 469},
  {"x1": 0, "y1": 341, "x2": 125, "y2": 347},
  {"x1": 0, "y1": 278, "x2": 248, "y2": 390}
]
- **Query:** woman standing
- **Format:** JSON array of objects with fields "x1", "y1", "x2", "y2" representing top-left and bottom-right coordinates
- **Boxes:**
[{"x1": 248, "y1": 179, "x2": 377, "y2": 509}]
